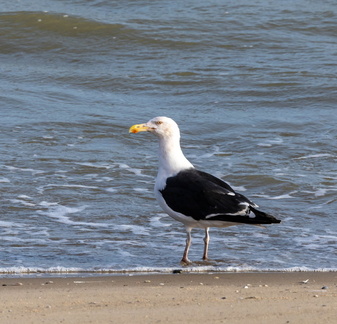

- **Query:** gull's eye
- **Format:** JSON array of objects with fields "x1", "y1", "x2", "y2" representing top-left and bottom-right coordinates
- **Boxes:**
[{"x1": 155, "y1": 121, "x2": 163, "y2": 125}]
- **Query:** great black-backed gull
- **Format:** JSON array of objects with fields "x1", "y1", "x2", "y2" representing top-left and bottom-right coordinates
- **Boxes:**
[{"x1": 129, "y1": 116, "x2": 281, "y2": 264}]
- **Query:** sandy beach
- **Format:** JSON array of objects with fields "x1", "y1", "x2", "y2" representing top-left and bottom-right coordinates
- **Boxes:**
[{"x1": 0, "y1": 272, "x2": 336, "y2": 323}]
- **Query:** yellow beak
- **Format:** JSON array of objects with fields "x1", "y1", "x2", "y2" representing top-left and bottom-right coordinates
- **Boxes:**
[{"x1": 129, "y1": 123, "x2": 150, "y2": 134}]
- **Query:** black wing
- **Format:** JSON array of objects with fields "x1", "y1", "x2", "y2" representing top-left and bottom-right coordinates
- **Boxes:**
[{"x1": 160, "y1": 169, "x2": 280, "y2": 224}]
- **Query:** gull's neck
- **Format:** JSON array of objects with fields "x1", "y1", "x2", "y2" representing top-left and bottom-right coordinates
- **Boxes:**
[{"x1": 157, "y1": 134, "x2": 194, "y2": 181}]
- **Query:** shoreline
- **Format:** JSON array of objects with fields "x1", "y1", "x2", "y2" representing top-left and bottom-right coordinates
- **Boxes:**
[{"x1": 1, "y1": 272, "x2": 336, "y2": 323}]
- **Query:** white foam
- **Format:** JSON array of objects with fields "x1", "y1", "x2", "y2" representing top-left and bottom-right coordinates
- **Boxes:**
[
  {"x1": 37, "y1": 184, "x2": 100, "y2": 195},
  {"x1": 39, "y1": 201, "x2": 58, "y2": 207},
  {"x1": 4, "y1": 165, "x2": 45, "y2": 175},
  {"x1": 10, "y1": 199, "x2": 36, "y2": 207},
  {"x1": 0, "y1": 266, "x2": 85, "y2": 274},
  {"x1": 18, "y1": 195, "x2": 34, "y2": 200},
  {"x1": 45, "y1": 184, "x2": 99, "y2": 190},
  {"x1": 117, "y1": 249, "x2": 135, "y2": 258},
  {"x1": 294, "y1": 153, "x2": 333, "y2": 160},
  {"x1": 0, "y1": 220, "x2": 17, "y2": 227},
  {"x1": 255, "y1": 192, "x2": 296, "y2": 200},
  {"x1": 94, "y1": 176, "x2": 114, "y2": 182},
  {"x1": 116, "y1": 163, "x2": 150, "y2": 177},
  {"x1": 105, "y1": 188, "x2": 117, "y2": 192},
  {"x1": 0, "y1": 177, "x2": 10, "y2": 183},
  {"x1": 0, "y1": 265, "x2": 336, "y2": 276},
  {"x1": 149, "y1": 215, "x2": 171, "y2": 228},
  {"x1": 257, "y1": 138, "x2": 283, "y2": 147},
  {"x1": 76, "y1": 162, "x2": 112, "y2": 169},
  {"x1": 302, "y1": 188, "x2": 337, "y2": 198},
  {"x1": 232, "y1": 185, "x2": 247, "y2": 192},
  {"x1": 118, "y1": 224, "x2": 150, "y2": 236},
  {"x1": 37, "y1": 203, "x2": 109, "y2": 228},
  {"x1": 314, "y1": 188, "x2": 327, "y2": 197},
  {"x1": 133, "y1": 187, "x2": 150, "y2": 192}
]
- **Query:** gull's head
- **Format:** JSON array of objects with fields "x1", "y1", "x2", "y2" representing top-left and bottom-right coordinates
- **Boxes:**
[{"x1": 129, "y1": 116, "x2": 180, "y2": 139}]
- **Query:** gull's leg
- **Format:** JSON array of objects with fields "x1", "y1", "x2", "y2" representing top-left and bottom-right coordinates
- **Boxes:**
[
  {"x1": 181, "y1": 227, "x2": 192, "y2": 264},
  {"x1": 202, "y1": 227, "x2": 210, "y2": 261}
]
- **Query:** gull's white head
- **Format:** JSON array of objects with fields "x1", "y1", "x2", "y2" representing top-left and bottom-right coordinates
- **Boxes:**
[
  {"x1": 129, "y1": 116, "x2": 180, "y2": 139},
  {"x1": 129, "y1": 116, "x2": 194, "y2": 176}
]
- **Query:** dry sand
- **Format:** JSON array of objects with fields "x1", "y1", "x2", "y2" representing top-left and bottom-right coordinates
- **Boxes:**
[{"x1": 0, "y1": 272, "x2": 336, "y2": 324}]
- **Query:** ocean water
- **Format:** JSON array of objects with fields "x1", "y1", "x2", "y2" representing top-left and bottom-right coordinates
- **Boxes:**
[{"x1": 1, "y1": 0, "x2": 337, "y2": 276}]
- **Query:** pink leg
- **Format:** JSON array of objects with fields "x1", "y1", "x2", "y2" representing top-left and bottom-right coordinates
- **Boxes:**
[
  {"x1": 202, "y1": 227, "x2": 210, "y2": 261},
  {"x1": 181, "y1": 228, "x2": 192, "y2": 264}
]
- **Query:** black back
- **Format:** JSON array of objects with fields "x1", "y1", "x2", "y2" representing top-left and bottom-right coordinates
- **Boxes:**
[{"x1": 160, "y1": 169, "x2": 280, "y2": 224}]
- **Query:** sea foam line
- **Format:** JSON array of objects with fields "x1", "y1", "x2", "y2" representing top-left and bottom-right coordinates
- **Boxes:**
[{"x1": 1, "y1": 266, "x2": 336, "y2": 276}]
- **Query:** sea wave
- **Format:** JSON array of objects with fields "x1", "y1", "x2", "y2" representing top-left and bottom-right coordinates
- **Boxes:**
[
  {"x1": 0, "y1": 11, "x2": 126, "y2": 37},
  {"x1": 0, "y1": 10, "x2": 203, "y2": 57}
]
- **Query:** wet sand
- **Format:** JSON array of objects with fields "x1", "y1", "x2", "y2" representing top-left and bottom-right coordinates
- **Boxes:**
[{"x1": 1, "y1": 272, "x2": 336, "y2": 323}]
